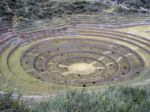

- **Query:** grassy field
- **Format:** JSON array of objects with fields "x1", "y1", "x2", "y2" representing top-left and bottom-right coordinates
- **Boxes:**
[
  {"x1": 118, "y1": 25, "x2": 150, "y2": 39},
  {"x1": 1, "y1": 86, "x2": 150, "y2": 112},
  {"x1": 0, "y1": 20, "x2": 150, "y2": 93}
]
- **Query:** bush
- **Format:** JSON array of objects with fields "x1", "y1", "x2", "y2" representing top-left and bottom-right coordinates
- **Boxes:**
[{"x1": 0, "y1": 92, "x2": 31, "y2": 112}]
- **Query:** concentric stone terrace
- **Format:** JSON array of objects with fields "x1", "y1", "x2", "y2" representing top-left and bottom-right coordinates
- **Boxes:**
[
  {"x1": 21, "y1": 37, "x2": 144, "y2": 86},
  {"x1": 0, "y1": 21, "x2": 150, "y2": 95}
]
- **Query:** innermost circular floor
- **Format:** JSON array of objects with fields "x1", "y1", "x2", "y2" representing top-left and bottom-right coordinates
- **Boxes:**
[{"x1": 62, "y1": 62, "x2": 97, "y2": 76}]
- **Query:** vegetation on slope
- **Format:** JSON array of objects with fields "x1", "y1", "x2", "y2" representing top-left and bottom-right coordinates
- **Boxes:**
[
  {"x1": 0, "y1": 0, "x2": 150, "y2": 23},
  {"x1": 114, "y1": 0, "x2": 150, "y2": 9},
  {"x1": 0, "y1": 0, "x2": 108, "y2": 22},
  {"x1": 1, "y1": 86, "x2": 150, "y2": 112},
  {"x1": 0, "y1": 93, "x2": 30, "y2": 112}
]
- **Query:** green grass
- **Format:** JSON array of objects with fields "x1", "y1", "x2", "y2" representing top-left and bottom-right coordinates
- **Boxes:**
[
  {"x1": 32, "y1": 86, "x2": 150, "y2": 112},
  {"x1": 1, "y1": 86, "x2": 150, "y2": 112}
]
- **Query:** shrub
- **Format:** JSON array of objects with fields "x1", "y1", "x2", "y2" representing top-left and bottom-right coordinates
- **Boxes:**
[{"x1": 0, "y1": 92, "x2": 31, "y2": 112}]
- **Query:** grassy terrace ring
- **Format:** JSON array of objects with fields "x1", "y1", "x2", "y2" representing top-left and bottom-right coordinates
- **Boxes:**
[
  {"x1": 0, "y1": 23, "x2": 150, "y2": 95},
  {"x1": 21, "y1": 38, "x2": 143, "y2": 85}
]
